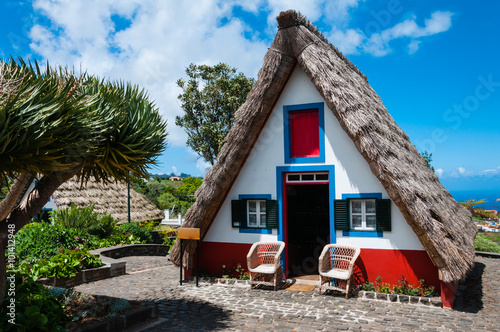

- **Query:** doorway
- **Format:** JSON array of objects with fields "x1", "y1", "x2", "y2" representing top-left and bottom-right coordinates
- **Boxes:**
[{"x1": 285, "y1": 182, "x2": 330, "y2": 277}]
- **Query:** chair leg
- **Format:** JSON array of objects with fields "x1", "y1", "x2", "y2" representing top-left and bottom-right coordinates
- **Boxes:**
[
  {"x1": 318, "y1": 276, "x2": 322, "y2": 295},
  {"x1": 274, "y1": 272, "x2": 277, "y2": 291},
  {"x1": 345, "y1": 279, "x2": 350, "y2": 299}
]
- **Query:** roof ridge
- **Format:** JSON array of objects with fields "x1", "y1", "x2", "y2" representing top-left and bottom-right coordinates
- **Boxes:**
[{"x1": 277, "y1": 10, "x2": 367, "y2": 82}]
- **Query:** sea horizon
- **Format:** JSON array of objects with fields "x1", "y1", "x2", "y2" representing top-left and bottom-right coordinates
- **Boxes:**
[{"x1": 449, "y1": 189, "x2": 500, "y2": 210}]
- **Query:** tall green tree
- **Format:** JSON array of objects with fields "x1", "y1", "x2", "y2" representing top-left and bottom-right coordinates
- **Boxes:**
[
  {"x1": 0, "y1": 58, "x2": 168, "y2": 304},
  {"x1": 175, "y1": 63, "x2": 254, "y2": 165}
]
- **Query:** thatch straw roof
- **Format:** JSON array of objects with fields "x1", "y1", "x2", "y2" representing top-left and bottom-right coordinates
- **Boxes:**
[
  {"x1": 52, "y1": 176, "x2": 164, "y2": 224},
  {"x1": 170, "y1": 10, "x2": 476, "y2": 283}
]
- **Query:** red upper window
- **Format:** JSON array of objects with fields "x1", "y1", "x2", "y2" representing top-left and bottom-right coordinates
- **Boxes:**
[{"x1": 289, "y1": 109, "x2": 320, "y2": 158}]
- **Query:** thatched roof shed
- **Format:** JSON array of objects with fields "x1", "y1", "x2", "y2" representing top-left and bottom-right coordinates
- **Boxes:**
[
  {"x1": 52, "y1": 176, "x2": 164, "y2": 224},
  {"x1": 170, "y1": 10, "x2": 476, "y2": 283}
]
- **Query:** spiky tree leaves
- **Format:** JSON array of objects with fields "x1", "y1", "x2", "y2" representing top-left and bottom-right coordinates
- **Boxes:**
[
  {"x1": 0, "y1": 58, "x2": 168, "y2": 304},
  {"x1": 175, "y1": 63, "x2": 254, "y2": 165}
]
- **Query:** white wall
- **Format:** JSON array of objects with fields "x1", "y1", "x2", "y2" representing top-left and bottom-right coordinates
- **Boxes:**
[{"x1": 204, "y1": 67, "x2": 424, "y2": 250}]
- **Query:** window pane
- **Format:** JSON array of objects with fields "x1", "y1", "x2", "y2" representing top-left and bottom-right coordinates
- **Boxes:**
[
  {"x1": 259, "y1": 200, "x2": 266, "y2": 213},
  {"x1": 352, "y1": 215, "x2": 362, "y2": 228},
  {"x1": 288, "y1": 174, "x2": 300, "y2": 181},
  {"x1": 366, "y1": 215, "x2": 376, "y2": 228},
  {"x1": 248, "y1": 201, "x2": 256, "y2": 212},
  {"x1": 315, "y1": 173, "x2": 328, "y2": 181},
  {"x1": 248, "y1": 214, "x2": 257, "y2": 226},
  {"x1": 260, "y1": 214, "x2": 266, "y2": 227},
  {"x1": 301, "y1": 174, "x2": 314, "y2": 181},
  {"x1": 290, "y1": 109, "x2": 320, "y2": 158},
  {"x1": 366, "y1": 200, "x2": 376, "y2": 214},
  {"x1": 351, "y1": 201, "x2": 362, "y2": 214}
]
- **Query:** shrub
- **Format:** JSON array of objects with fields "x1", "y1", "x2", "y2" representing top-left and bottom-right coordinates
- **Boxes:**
[
  {"x1": 52, "y1": 204, "x2": 118, "y2": 238},
  {"x1": 0, "y1": 273, "x2": 68, "y2": 331},
  {"x1": 19, "y1": 249, "x2": 102, "y2": 281},
  {"x1": 119, "y1": 223, "x2": 153, "y2": 243},
  {"x1": 475, "y1": 233, "x2": 500, "y2": 253},
  {"x1": 52, "y1": 203, "x2": 98, "y2": 230},
  {"x1": 15, "y1": 223, "x2": 81, "y2": 262}
]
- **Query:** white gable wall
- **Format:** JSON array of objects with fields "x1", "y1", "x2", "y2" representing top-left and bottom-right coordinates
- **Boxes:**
[{"x1": 204, "y1": 67, "x2": 424, "y2": 251}]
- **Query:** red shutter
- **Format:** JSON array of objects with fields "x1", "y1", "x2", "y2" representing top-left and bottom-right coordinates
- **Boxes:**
[{"x1": 290, "y1": 109, "x2": 319, "y2": 158}]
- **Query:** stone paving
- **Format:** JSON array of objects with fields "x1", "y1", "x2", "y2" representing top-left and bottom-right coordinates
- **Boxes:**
[{"x1": 73, "y1": 256, "x2": 500, "y2": 331}]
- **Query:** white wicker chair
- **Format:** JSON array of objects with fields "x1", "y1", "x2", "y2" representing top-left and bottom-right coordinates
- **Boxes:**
[
  {"x1": 247, "y1": 241, "x2": 285, "y2": 291},
  {"x1": 318, "y1": 244, "x2": 360, "y2": 298}
]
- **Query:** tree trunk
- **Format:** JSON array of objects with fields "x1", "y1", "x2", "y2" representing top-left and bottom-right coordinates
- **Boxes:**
[
  {"x1": 0, "y1": 168, "x2": 81, "y2": 307},
  {"x1": 0, "y1": 173, "x2": 34, "y2": 222}
]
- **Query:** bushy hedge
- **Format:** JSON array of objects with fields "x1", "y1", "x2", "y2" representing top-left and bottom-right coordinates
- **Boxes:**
[
  {"x1": 475, "y1": 233, "x2": 500, "y2": 253},
  {"x1": 14, "y1": 223, "x2": 82, "y2": 262},
  {"x1": 52, "y1": 203, "x2": 118, "y2": 238},
  {"x1": 15, "y1": 221, "x2": 153, "y2": 264},
  {"x1": 119, "y1": 222, "x2": 153, "y2": 243}
]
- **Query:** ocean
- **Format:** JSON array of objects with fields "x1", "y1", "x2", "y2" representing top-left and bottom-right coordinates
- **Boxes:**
[{"x1": 449, "y1": 189, "x2": 500, "y2": 210}]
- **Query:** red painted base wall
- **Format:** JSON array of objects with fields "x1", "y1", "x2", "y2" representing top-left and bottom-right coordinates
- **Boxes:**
[{"x1": 192, "y1": 241, "x2": 455, "y2": 307}]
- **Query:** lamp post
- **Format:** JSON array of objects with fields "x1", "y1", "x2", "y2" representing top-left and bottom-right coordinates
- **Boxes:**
[{"x1": 127, "y1": 182, "x2": 131, "y2": 223}]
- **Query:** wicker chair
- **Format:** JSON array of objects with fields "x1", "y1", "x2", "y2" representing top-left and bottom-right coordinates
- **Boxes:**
[
  {"x1": 247, "y1": 241, "x2": 285, "y2": 291},
  {"x1": 318, "y1": 244, "x2": 360, "y2": 298}
]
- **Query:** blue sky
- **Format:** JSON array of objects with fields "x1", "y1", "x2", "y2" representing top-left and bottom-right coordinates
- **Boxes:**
[{"x1": 1, "y1": 0, "x2": 499, "y2": 197}]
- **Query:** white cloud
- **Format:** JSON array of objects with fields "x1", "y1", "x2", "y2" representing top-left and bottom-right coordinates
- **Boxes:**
[
  {"x1": 196, "y1": 158, "x2": 212, "y2": 175},
  {"x1": 362, "y1": 11, "x2": 454, "y2": 56},
  {"x1": 171, "y1": 166, "x2": 179, "y2": 176},
  {"x1": 479, "y1": 166, "x2": 500, "y2": 176},
  {"x1": 435, "y1": 168, "x2": 444, "y2": 177},
  {"x1": 323, "y1": 0, "x2": 363, "y2": 26},
  {"x1": 458, "y1": 167, "x2": 466, "y2": 175},
  {"x1": 29, "y1": 0, "x2": 268, "y2": 147},
  {"x1": 408, "y1": 40, "x2": 421, "y2": 54},
  {"x1": 330, "y1": 11, "x2": 454, "y2": 56},
  {"x1": 328, "y1": 28, "x2": 364, "y2": 54}
]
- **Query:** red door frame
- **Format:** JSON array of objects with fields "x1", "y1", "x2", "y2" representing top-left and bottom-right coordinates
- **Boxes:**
[{"x1": 282, "y1": 172, "x2": 329, "y2": 277}]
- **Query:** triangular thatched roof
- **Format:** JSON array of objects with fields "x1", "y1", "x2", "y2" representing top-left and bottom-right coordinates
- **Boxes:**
[
  {"x1": 171, "y1": 10, "x2": 476, "y2": 283},
  {"x1": 52, "y1": 176, "x2": 164, "y2": 224}
]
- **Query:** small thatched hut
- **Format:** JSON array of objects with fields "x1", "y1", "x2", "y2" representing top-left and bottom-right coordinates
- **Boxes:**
[
  {"x1": 170, "y1": 10, "x2": 476, "y2": 307},
  {"x1": 51, "y1": 176, "x2": 164, "y2": 224}
]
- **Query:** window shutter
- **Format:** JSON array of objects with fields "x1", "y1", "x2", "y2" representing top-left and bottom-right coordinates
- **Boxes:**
[
  {"x1": 266, "y1": 200, "x2": 279, "y2": 229},
  {"x1": 231, "y1": 200, "x2": 246, "y2": 228},
  {"x1": 376, "y1": 199, "x2": 391, "y2": 232},
  {"x1": 334, "y1": 199, "x2": 349, "y2": 231}
]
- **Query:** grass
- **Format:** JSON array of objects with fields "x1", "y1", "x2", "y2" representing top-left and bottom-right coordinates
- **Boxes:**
[
  {"x1": 475, "y1": 233, "x2": 500, "y2": 253},
  {"x1": 478, "y1": 232, "x2": 500, "y2": 243}
]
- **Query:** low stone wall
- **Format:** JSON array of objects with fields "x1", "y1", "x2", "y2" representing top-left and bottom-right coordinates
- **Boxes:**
[
  {"x1": 36, "y1": 265, "x2": 124, "y2": 288},
  {"x1": 91, "y1": 244, "x2": 170, "y2": 259},
  {"x1": 356, "y1": 290, "x2": 443, "y2": 307},
  {"x1": 36, "y1": 244, "x2": 169, "y2": 288}
]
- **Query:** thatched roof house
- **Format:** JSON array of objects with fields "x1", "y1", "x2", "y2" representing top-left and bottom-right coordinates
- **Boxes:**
[
  {"x1": 170, "y1": 10, "x2": 476, "y2": 306},
  {"x1": 51, "y1": 176, "x2": 164, "y2": 224}
]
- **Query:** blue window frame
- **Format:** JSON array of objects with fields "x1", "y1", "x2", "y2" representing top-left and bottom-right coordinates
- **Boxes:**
[
  {"x1": 339, "y1": 193, "x2": 386, "y2": 238},
  {"x1": 236, "y1": 194, "x2": 274, "y2": 234},
  {"x1": 283, "y1": 102, "x2": 325, "y2": 164}
]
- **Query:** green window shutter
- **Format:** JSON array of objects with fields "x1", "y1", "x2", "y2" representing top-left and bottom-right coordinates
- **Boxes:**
[
  {"x1": 376, "y1": 199, "x2": 391, "y2": 232},
  {"x1": 231, "y1": 200, "x2": 246, "y2": 228},
  {"x1": 334, "y1": 199, "x2": 349, "y2": 231},
  {"x1": 266, "y1": 199, "x2": 279, "y2": 229}
]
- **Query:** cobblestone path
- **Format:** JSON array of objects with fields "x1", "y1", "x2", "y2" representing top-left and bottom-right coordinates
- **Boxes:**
[{"x1": 74, "y1": 256, "x2": 499, "y2": 331}]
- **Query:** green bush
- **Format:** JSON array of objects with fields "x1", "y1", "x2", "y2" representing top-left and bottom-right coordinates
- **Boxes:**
[
  {"x1": 118, "y1": 223, "x2": 153, "y2": 243},
  {"x1": 475, "y1": 233, "x2": 500, "y2": 253},
  {"x1": 52, "y1": 204, "x2": 118, "y2": 238},
  {"x1": 15, "y1": 223, "x2": 81, "y2": 262},
  {"x1": 0, "y1": 272, "x2": 68, "y2": 331},
  {"x1": 18, "y1": 249, "x2": 102, "y2": 281}
]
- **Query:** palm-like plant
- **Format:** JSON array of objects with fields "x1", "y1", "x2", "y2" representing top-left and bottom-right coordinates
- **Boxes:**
[{"x1": 0, "y1": 58, "x2": 168, "y2": 304}]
